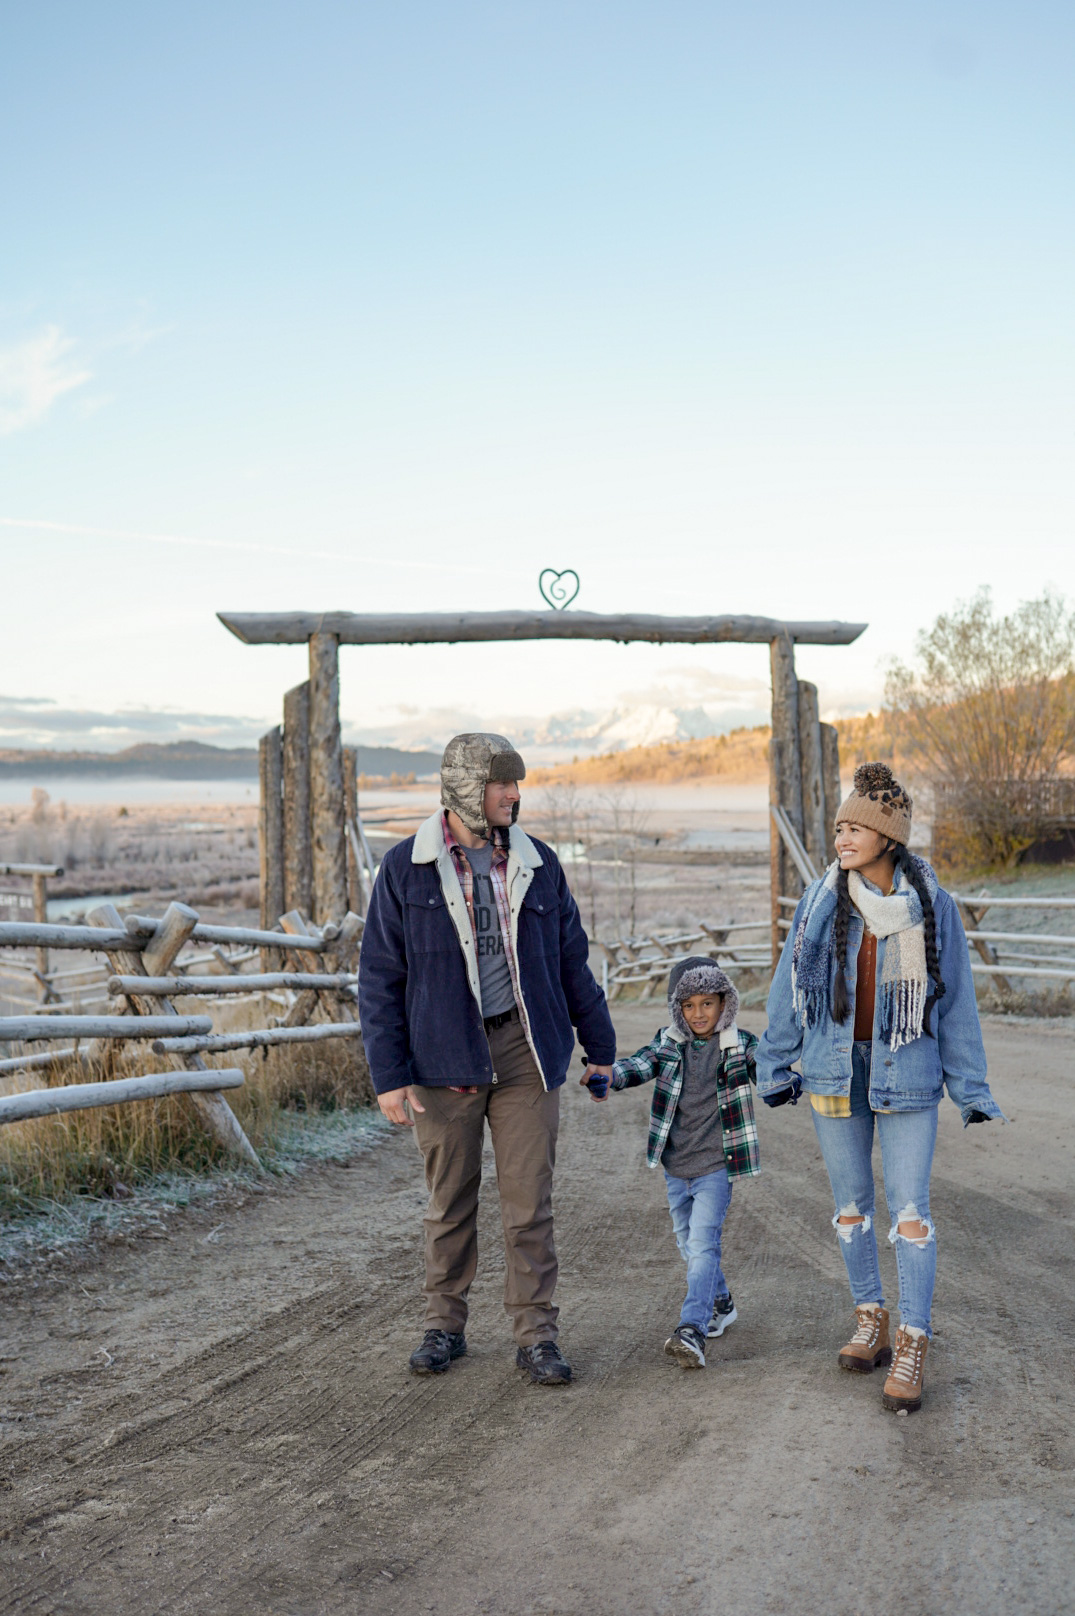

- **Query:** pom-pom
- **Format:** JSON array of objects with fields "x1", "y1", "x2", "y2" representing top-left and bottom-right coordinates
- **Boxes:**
[{"x1": 853, "y1": 761, "x2": 898, "y2": 796}]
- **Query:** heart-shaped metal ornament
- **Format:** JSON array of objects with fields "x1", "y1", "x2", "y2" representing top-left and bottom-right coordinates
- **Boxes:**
[{"x1": 539, "y1": 568, "x2": 580, "y2": 610}]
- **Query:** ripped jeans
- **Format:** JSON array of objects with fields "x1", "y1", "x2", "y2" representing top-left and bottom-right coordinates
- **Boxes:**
[{"x1": 811, "y1": 1042, "x2": 938, "y2": 1336}]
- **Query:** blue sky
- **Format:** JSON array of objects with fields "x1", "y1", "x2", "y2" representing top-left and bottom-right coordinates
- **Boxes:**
[{"x1": 1, "y1": 2, "x2": 1072, "y2": 752}]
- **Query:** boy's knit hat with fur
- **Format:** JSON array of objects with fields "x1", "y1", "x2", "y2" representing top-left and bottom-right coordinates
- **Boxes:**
[
  {"x1": 440, "y1": 732, "x2": 526, "y2": 840},
  {"x1": 834, "y1": 761, "x2": 913, "y2": 848},
  {"x1": 667, "y1": 955, "x2": 738, "y2": 1037}
]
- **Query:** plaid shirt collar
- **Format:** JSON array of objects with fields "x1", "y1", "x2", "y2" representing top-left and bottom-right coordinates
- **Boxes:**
[{"x1": 441, "y1": 812, "x2": 522, "y2": 1013}]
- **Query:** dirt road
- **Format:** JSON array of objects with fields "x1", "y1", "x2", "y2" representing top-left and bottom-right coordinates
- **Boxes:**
[{"x1": 1, "y1": 1006, "x2": 1073, "y2": 1616}]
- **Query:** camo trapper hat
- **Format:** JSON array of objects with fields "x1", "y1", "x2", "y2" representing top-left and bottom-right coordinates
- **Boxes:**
[{"x1": 440, "y1": 732, "x2": 526, "y2": 839}]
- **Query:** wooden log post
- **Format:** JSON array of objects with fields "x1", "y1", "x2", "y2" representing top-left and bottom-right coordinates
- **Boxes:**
[
  {"x1": 769, "y1": 633, "x2": 805, "y2": 973},
  {"x1": 283, "y1": 681, "x2": 313, "y2": 918},
  {"x1": 32, "y1": 872, "x2": 49, "y2": 1001},
  {"x1": 797, "y1": 680, "x2": 828, "y2": 880},
  {"x1": 819, "y1": 722, "x2": 842, "y2": 870},
  {"x1": 258, "y1": 727, "x2": 284, "y2": 969},
  {"x1": 308, "y1": 630, "x2": 347, "y2": 927},
  {"x1": 89, "y1": 902, "x2": 261, "y2": 1168},
  {"x1": 342, "y1": 745, "x2": 364, "y2": 915}
]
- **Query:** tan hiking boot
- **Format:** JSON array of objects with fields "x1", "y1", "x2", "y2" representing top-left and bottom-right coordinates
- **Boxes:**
[
  {"x1": 838, "y1": 1305, "x2": 892, "y2": 1373},
  {"x1": 882, "y1": 1327, "x2": 928, "y2": 1412}
]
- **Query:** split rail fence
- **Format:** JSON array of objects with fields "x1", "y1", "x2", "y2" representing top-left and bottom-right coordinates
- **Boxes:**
[{"x1": 0, "y1": 901, "x2": 365, "y2": 1165}]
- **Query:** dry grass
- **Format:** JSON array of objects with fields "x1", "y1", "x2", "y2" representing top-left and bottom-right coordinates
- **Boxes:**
[{"x1": 0, "y1": 1021, "x2": 372, "y2": 1217}]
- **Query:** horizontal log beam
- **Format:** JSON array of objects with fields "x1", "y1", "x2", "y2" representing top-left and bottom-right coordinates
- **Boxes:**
[
  {"x1": 124, "y1": 916, "x2": 337, "y2": 951},
  {"x1": 0, "y1": 1068, "x2": 244, "y2": 1126},
  {"x1": 152, "y1": 1022, "x2": 364, "y2": 1055},
  {"x1": 218, "y1": 610, "x2": 868, "y2": 648},
  {"x1": 0, "y1": 1047, "x2": 77, "y2": 1074},
  {"x1": 109, "y1": 973, "x2": 357, "y2": 997},
  {"x1": 0, "y1": 862, "x2": 64, "y2": 877},
  {"x1": 0, "y1": 1014, "x2": 212, "y2": 1042},
  {"x1": 0, "y1": 924, "x2": 144, "y2": 953}
]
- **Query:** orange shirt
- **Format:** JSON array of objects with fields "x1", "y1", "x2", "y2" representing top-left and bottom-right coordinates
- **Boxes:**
[{"x1": 854, "y1": 928, "x2": 877, "y2": 1041}]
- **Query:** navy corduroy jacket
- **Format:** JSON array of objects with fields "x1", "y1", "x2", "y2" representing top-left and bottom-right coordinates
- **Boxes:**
[{"x1": 358, "y1": 813, "x2": 616, "y2": 1096}]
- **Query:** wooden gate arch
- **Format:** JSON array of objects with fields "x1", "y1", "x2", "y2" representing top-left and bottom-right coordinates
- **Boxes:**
[{"x1": 218, "y1": 610, "x2": 867, "y2": 970}]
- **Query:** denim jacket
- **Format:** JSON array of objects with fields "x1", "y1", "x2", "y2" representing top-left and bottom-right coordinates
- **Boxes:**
[{"x1": 757, "y1": 878, "x2": 1003, "y2": 1125}]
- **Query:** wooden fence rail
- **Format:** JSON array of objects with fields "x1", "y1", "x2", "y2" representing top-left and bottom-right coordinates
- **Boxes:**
[{"x1": 0, "y1": 898, "x2": 367, "y2": 1167}]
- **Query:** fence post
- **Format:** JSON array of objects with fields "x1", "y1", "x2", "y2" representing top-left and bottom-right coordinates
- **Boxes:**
[
  {"x1": 309, "y1": 630, "x2": 348, "y2": 926},
  {"x1": 342, "y1": 745, "x2": 364, "y2": 915},
  {"x1": 32, "y1": 872, "x2": 48, "y2": 1001},
  {"x1": 769, "y1": 633, "x2": 804, "y2": 972},
  {"x1": 283, "y1": 680, "x2": 313, "y2": 918},
  {"x1": 819, "y1": 722, "x2": 842, "y2": 869},
  {"x1": 88, "y1": 902, "x2": 260, "y2": 1167},
  {"x1": 258, "y1": 727, "x2": 284, "y2": 970},
  {"x1": 797, "y1": 680, "x2": 827, "y2": 880}
]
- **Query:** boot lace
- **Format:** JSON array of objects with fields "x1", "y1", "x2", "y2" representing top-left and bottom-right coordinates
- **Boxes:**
[
  {"x1": 850, "y1": 1310, "x2": 881, "y2": 1347},
  {"x1": 888, "y1": 1332, "x2": 926, "y2": 1385}
]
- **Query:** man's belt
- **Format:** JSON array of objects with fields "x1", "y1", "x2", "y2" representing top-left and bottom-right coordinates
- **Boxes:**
[{"x1": 483, "y1": 1007, "x2": 518, "y2": 1032}]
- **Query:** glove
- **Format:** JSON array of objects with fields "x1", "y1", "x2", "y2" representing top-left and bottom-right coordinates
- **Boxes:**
[
  {"x1": 966, "y1": 1109, "x2": 990, "y2": 1124},
  {"x1": 762, "y1": 1077, "x2": 802, "y2": 1109},
  {"x1": 580, "y1": 1055, "x2": 610, "y2": 1099}
]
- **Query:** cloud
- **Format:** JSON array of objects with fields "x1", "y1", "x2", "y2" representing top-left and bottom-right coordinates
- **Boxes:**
[
  {"x1": 0, "y1": 327, "x2": 91, "y2": 434},
  {"x1": 0, "y1": 693, "x2": 271, "y2": 752}
]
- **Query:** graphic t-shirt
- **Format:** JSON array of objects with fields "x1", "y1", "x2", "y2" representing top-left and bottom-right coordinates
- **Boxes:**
[
  {"x1": 466, "y1": 843, "x2": 516, "y2": 1018},
  {"x1": 660, "y1": 1035, "x2": 727, "y2": 1179}
]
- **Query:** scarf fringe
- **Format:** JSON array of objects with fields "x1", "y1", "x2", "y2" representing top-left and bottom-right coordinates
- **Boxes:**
[{"x1": 879, "y1": 979, "x2": 926, "y2": 1051}]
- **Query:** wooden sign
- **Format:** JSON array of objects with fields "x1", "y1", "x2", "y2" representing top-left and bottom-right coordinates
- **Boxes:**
[{"x1": 0, "y1": 891, "x2": 34, "y2": 921}]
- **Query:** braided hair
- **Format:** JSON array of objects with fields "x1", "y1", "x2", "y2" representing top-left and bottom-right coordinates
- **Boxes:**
[{"x1": 829, "y1": 842, "x2": 947, "y2": 1035}]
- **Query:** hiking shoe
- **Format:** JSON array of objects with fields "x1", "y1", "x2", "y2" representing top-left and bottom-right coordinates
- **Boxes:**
[
  {"x1": 838, "y1": 1304, "x2": 892, "y2": 1373},
  {"x1": 882, "y1": 1326, "x2": 928, "y2": 1413},
  {"x1": 707, "y1": 1293, "x2": 738, "y2": 1338},
  {"x1": 664, "y1": 1324, "x2": 706, "y2": 1370},
  {"x1": 409, "y1": 1329, "x2": 467, "y2": 1375},
  {"x1": 516, "y1": 1340, "x2": 573, "y2": 1385}
]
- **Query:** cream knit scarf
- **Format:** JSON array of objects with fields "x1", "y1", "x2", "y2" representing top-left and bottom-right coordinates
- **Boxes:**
[
  {"x1": 847, "y1": 867, "x2": 930, "y2": 1050},
  {"x1": 791, "y1": 856, "x2": 939, "y2": 1050}
]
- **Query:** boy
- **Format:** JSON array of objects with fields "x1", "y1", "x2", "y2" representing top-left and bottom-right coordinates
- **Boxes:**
[{"x1": 584, "y1": 957, "x2": 759, "y2": 1369}]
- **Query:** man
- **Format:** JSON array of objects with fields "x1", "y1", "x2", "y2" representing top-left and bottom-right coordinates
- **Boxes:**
[{"x1": 358, "y1": 732, "x2": 616, "y2": 1384}]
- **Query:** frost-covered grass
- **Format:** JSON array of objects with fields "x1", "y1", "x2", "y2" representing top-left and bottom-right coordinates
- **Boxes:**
[{"x1": 0, "y1": 1103, "x2": 389, "y2": 1277}]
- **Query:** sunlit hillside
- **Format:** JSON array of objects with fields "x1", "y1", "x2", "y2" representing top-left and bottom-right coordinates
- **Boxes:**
[{"x1": 529, "y1": 713, "x2": 904, "y2": 787}]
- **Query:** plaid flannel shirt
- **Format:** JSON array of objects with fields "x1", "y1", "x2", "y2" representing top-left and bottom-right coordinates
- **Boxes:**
[
  {"x1": 611, "y1": 1025, "x2": 761, "y2": 1178},
  {"x1": 442, "y1": 811, "x2": 523, "y2": 1015}
]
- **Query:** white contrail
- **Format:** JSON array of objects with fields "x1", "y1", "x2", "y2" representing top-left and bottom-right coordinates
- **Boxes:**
[{"x1": 0, "y1": 517, "x2": 530, "y2": 580}]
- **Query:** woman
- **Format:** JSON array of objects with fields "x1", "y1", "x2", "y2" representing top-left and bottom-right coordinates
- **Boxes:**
[{"x1": 758, "y1": 762, "x2": 1003, "y2": 1413}]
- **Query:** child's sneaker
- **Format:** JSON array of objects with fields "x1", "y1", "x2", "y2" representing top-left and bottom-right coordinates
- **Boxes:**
[
  {"x1": 664, "y1": 1323, "x2": 707, "y2": 1369},
  {"x1": 707, "y1": 1293, "x2": 737, "y2": 1338}
]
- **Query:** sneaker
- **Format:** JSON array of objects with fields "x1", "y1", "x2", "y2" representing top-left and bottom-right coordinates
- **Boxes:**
[
  {"x1": 838, "y1": 1304, "x2": 892, "y2": 1373},
  {"x1": 409, "y1": 1329, "x2": 467, "y2": 1375},
  {"x1": 664, "y1": 1323, "x2": 707, "y2": 1370},
  {"x1": 707, "y1": 1293, "x2": 738, "y2": 1338},
  {"x1": 882, "y1": 1326, "x2": 928, "y2": 1413},
  {"x1": 516, "y1": 1340, "x2": 573, "y2": 1385}
]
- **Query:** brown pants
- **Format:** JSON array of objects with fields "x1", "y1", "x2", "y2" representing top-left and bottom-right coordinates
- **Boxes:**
[{"x1": 411, "y1": 1012, "x2": 560, "y2": 1347}]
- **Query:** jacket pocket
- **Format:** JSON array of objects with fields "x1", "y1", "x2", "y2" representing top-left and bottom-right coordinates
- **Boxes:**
[
  {"x1": 519, "y1": 887, "x2": 559, "y2": 954},
  {"x1": 405, "y1": 892, "x2": 457, "y2": 953}
]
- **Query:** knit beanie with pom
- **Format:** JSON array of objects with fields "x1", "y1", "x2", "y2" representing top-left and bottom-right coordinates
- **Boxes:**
[
  {"x1": 834, "y1": 761, "x2": 913, "y2": 847},
  {"x1": 667, "y1": 955, "x2": 739, "y2": 1038}
]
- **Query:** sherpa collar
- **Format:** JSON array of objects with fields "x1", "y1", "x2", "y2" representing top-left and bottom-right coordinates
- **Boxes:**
[
  {"x1": 411, "y1": 810, "x2": 543, "y2": 870},
  {"x1": 666, "y1": 955, "x2": 739, "y2": 1039}
]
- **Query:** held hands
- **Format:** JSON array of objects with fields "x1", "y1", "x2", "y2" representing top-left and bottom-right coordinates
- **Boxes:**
[
  {"x1": 579, "y1": 1060, "x2": 613, "y2": 1101},
  {"x1": 762, "y1": 1076, "x2": 803, "y2": 1109}
]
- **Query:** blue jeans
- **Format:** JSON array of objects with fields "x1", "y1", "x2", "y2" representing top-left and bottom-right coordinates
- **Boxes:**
[
  {"x1": 664, "y1": 1167, "x2": 733, "y2": 1334},
  {"x1": 811, "y1": 1042, "x2": 938, "y2": 1335}
]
